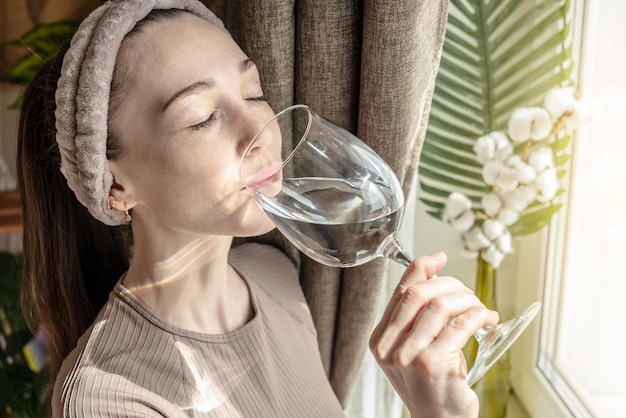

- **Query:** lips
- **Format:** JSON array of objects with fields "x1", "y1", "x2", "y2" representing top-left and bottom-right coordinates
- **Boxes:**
[{"x1": 244, "y1": 163, "x2": 283, "y2": 191}]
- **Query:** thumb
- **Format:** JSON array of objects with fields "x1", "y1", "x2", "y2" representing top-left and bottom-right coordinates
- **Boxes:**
[
  {"x1": 424, "y1": 251, "x2": 447, "y2": 278},
  {"x1": 400, "y1": 251, "x2": 447, "y2": 288}
]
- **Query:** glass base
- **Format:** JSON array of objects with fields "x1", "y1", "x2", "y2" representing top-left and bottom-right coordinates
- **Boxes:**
[{"x1": 467, "y1": 301, "x2": 542, "y2": 386}]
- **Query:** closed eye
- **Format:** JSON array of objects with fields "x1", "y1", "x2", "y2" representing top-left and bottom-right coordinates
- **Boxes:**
[
  {"x1": 250, "y1": 95, "x2": 267, "y2": 102},
  {"x1": 190, "y1": 112, "x2": 219, "y2": 131}
]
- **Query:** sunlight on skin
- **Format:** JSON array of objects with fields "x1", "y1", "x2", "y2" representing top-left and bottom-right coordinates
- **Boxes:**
[{"x1": 119, "y1": 237, "x2": 222, "y2": 293}]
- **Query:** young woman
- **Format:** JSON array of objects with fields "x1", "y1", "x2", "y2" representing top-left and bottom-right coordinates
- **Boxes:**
[{"x1": 17, "y1": 1, "x2": 498, "y2": 416}]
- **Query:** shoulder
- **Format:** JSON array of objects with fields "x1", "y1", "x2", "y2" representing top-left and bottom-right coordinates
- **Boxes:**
[
  {"x1": 52, "y1": 297, "x2": 185, "y2": 417},
  {"x1": 52, "y1": 366, "x2": 185, "y2": 418}
]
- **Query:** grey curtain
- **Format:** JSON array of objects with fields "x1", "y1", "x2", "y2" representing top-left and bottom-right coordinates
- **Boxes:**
[{"x1": 221, "y1": 0, "x2": 449, "y2": 407}]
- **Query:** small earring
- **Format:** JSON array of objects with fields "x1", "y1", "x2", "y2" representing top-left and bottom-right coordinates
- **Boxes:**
[
  {"x1": 107, "y1": 196, "x2": 115, "y2": 210},
  {"x1": 124, "y1": 202, "x2": 132, "y2": 222}
]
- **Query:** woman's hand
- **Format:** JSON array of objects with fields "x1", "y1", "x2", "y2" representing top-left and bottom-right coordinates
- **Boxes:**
[{"x1": 369, "y1": 252, "x2": 499, "y2": 418}]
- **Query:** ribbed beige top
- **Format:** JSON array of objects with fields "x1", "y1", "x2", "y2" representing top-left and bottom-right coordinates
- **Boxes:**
[{"x1": 52, "y1": 243, "x2": 345, "y2": 417}]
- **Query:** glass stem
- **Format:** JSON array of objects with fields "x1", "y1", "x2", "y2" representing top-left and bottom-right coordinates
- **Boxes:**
[
  {"x1": 473, "y1": 325, "x2": 494, "y2": 345},
  {"x1": 379, "y1": 232, "x2": 413, "y2": 267}
]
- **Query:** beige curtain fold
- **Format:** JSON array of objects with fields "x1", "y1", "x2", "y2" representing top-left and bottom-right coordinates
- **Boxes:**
[{"x1": 222, "y1": 0, "x2": 449, "y2": 407}]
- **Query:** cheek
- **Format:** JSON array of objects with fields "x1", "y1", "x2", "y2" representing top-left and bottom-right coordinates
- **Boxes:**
[
  {"x1": 147, "y1": 142, "x2": 218, "y2": 181},
  {"x1": 170, "y1": 150, "x2": 241, "y2": 207}
]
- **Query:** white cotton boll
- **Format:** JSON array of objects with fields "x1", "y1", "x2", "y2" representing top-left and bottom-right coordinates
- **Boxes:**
[
  {"x1": 474, "y1": 132, "x2": 512, "y2": 163},
  {"x1": 443, "y1": 192, "x2": 475, "y2": 233},
  {"x1": 493, "y1": 132, "x2": 514, "y2": 162},
  {"x1": 518, "y1": 185, "x2": 538, "y2": 205},
  {"x1": 495, "y1": 144, "x2": 514, "y2": 162},
  {"x1": 506, "y1": 156, "x2": 535, "y2": 184},
  {"x1": 482, "y1": 192, "x2": 502, "y2": 217},
  {"x1": 529, "y1": 107, "x2": 553, "y2": 141},
  {"x1": 544, "y1": 87, "x2": 577, "y2": 120},
  {"x1": 495, "y1": 166, "x2": 519, "y2": 191},
  {"x1": 463, "y1": 227, "x2": 492, "y2": 251},
  {"x1": 482, "y1": 160, "x2": 502, "y2": 185},
  {"x1": 515, "y1": 162, "x2": 536, "y2": 184},
  {"x1": 474, "y1": 134, "x2": 496, "y2": 163},
  {"x1": 497, "y1": 207, "x2": 520, "y2": 226},
  {"x1": 501, "y1": 189, "x2": 532, "y2": 212},
  {"x1": 535, "y1": 169, "x2": 558, "y2": 202},
  {"x1": 506, "y1": 155, "x2": 524, "y2": 168},
  {"x1": 568, "y1": 101, "x2": 593, "y2": 129},
  {"x1": 482, "y1": 245, "x2": 505, "y2": 269},
  {"x1": 509, "y1": 107, "x2": 553, "y2": 142},
  {"x1": 495, "y1": 231, "x2": 514, "y2": 254},
  {"x1": 454, "y1": 238, "x2": 479, "y2": 259},
  {"x1": 443, "y1": 192, "x2": 472, "y2": 221},
  {"x1": 528, "y1": 147, "x2": 554, "y2": 172},
  {"x1": 451, "y1": 210, "x2": 476, "y2": 233},
  {"x1": 482, "y1": 219, "x2": 507, "y2": 241},
  {"x1": 508, "y1": 108, "x2": 533, "y2": 142}
]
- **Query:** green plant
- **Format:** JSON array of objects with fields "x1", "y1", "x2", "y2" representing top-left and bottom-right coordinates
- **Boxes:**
[
  {"x1": 419, "y1": 0, "x2": 573, "y2": 239},
  {"x1": 1, "y1": 21, "x2": 79, "y2": 108},
  {"x1": 0, "y1": 252, "x2": 48, "y2": 418}
]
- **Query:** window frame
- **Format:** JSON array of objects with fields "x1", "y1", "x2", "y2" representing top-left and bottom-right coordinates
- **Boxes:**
[{"x1": 509, "y1": 0, "x2": 625, "y2": 415}]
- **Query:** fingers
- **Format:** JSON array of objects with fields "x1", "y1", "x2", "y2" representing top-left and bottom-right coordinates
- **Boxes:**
[
  {"x1": 400, "y1": 290, "x2": 483, "y2": 360},
  {"x1": 430, "y1": 306, "x2": 500, "y2": 353},
  {"x1": 371, "y1": 276, "x2": 471, "y2": 357},
  {"x1": 370, "y1": 252, "x2": 500, "y2": 363},
  {"x1": 375, "y1": 252, "x2": 448, "y2": 332},
  {"x1": 373, "y1": 282, "x2": 493, "y2": 362}
]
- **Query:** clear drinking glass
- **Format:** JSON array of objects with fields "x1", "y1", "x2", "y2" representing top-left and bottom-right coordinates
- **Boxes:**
[{"x1": 240, "y1": 104, "x2": 541, "y2": 386}]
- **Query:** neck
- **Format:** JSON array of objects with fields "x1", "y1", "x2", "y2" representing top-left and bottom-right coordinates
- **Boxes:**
[{"x1": 123, "y1": 232, "x2": 253, "y2": 334}]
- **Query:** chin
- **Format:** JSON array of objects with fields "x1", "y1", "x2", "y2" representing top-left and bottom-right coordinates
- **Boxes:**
[
  {"x1": 248, "y1": 218, "x2": 277, "y2": 237},
  {"x1": 237, "y1": 225, "x2": 276, "y2": 239},
  {"x1": 238, "y1": 208, "x2": 276, "y2": 238}
]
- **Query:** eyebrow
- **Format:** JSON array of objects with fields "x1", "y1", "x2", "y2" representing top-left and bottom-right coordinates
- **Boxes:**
[
  {"x1": 162, "y1": 80, "x2": 215, "y2": 112},
  {"x1": 162, "y1": 58, "x2": 258, "y2": 112},
  {"x1": 240, "y1": 58, "x2": 257, "y2": 73}
]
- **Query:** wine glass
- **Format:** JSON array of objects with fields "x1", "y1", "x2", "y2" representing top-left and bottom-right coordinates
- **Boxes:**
[{"x1": 240, "y1": 104, "x2": 541, "y2": 386}]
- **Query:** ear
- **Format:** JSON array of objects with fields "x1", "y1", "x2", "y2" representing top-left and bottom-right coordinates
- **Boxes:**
[{"x1": 108, "y1": 160, "x2": 139, "y2": 211}]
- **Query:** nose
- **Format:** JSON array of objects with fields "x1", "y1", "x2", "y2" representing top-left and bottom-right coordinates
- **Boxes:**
[
  {"x1": 238, "y1": 107, "x2": 277, "y2": 156},
  {"x1": 238, "y1": 107, "x2": 282, "y2": 183}
]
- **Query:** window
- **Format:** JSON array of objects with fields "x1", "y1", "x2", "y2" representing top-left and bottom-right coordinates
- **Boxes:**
[{"x1": 512, "y1": 0, "x2": 626, "y2": 416}]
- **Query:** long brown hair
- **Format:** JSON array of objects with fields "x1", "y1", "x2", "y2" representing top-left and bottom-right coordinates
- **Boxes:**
[{"x1": 16, "y1": 41, "x2": 131, "y2": 382}]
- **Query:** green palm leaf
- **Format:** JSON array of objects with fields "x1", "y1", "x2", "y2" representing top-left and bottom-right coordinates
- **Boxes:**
[{"x1": 419, "y1": 0, "x2": 573, "y2": 237}]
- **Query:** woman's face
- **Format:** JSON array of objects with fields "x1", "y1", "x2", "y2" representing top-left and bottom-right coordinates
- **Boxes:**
[{"x1": 108, "y1": 13, "x2": 279, "y2": 237}]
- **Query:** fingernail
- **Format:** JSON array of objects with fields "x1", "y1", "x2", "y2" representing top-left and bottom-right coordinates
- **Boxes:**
[{"x1": 430, "y1": 251, "x2": 446, "y2": 262}]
